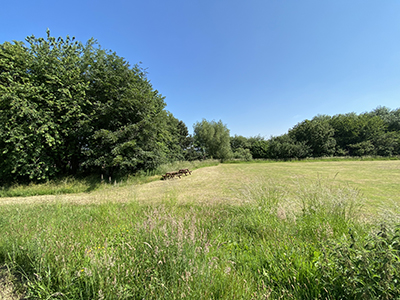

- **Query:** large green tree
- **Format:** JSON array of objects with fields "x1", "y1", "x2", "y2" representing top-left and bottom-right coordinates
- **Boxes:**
[
  {"x1": 249, "y1": 139, "x2": 269, "y2": 159},
  {"x1": 368, "y1": 106, "x2": 400, "y2": 132},
  {"x1": 80, "y1": 43, "x2": 170, "y2": 176},
  {"x1": 193, "y1": 119, "x2": 232, "y2": 160},
  {"x1": 0, "y1": 31, "x2": 187, "y2": 184},
  {"x1": 267, "y1": 134, "x2": 310, "y2": 160},
  {"x1": 289, "y1": 116, "x2": 336, "y2": 157},
  {"x1": 230, "y1": 135, "x2": 268, "y2": 159},
  {"x1": 0, "y1": 33, "x2": 89, "y2": 182},
  {"x1": 329, "y1": 113, "x2": 386, "y2": 156}
]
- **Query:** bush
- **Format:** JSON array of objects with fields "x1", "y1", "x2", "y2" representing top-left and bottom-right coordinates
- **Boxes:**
[{"x1": 233, "y1": 148, "x2": 253, "y2": 161}]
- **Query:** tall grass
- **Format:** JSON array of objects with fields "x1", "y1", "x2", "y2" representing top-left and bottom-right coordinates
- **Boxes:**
[
  {"x1": 1, "y1": 179, "x2": 399, "y2": 299},
  {"x1": 0, "y1": 176, "x2": 102, "y2": 198}
]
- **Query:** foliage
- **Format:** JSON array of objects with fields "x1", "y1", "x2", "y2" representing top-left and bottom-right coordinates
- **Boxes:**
[
  {"x1": 267, "y1": 134, "x2": 310, "y2": 160},
  {"x1": 373, "y1": 131, "x2": 400, "y2": 156},
  {"x1": 348, "y1": 140, "x2": 375, "y2": 156},
  {"x1": 264, "y1": 107, "x2": 400, "y2": 160},
  {"x1": 0, "y1": 33, "x2": 89, "y2": 183},
  {"x1": 368, "y1": 106, "x2": 400, "y2": 132},
  {"x1": 230, "y1": 135, "x2": 269, "y2": 159},
  {"x1": 245, "y1": 136, "x2": 269, "y2": 159},
  {"x1": 0, "y1": 31, "x2": 190, "y2": 184},
  {"x1": 289, "y1": 115, "x2": 336, "y2": 157},
  {"x1": 329, "y1": 112, "x2": 387, "y2": 156},
  {"x1": 232, "y1": 147, "x2": 253, "y2": 160},
  {"x1": 230, "y1": 135, "x2": 251, "y2": 152},
  {"x1": 249, "y1": 139, "x2": 269, "y2": 159},
  {"x1": 80, "y1": 42, "x2": 173, "y2": 176},
  {"x1": 193, "y1": 119, "x2": 232, "y2": 160}
]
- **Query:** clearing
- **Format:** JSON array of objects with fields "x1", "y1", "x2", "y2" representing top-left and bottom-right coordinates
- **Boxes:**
[{"x1": 1, "y1": 160, "x2": 399, "y2": 213}]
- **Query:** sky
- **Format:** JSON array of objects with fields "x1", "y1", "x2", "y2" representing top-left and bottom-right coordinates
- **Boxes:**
[{"x1": 1, "y1": 0, "x2": 400, "y2": 138}]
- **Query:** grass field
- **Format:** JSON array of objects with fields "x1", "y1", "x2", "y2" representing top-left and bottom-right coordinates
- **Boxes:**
[
  {"x1": 1, "y1": 160, "x2": 399, "y2": 299},
  {"x1": 2, "y1": 160, "x2": 399, "y2": 212}
]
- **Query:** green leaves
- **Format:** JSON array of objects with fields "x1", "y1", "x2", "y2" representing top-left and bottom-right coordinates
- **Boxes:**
[
  {"x1": 193, "y1": 119, "x2": 232, "y2": 160},
  {"x1": 0, "y1": 31, "x2": 189, "y2": 184},
  {"x1": 289, "y1": 116, "x2": 336, "y2": 157},
  {"x1": 0, "y1": 33, "x2": 92, "y2": 183}
]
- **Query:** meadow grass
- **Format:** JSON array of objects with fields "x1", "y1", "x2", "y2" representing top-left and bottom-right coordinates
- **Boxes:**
[
  {"x1": 0, "y1": 160, "x2": 400, "y2": 299},
  {"x1": 0, "y1": 160, "x2": 219, "y2": 198},
  {"x1": 2, "y1": 160, "x2": 399, "y2": 209}
]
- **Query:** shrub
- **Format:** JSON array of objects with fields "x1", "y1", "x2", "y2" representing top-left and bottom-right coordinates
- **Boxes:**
[{"x1": 233, "y1": 148, "x2": 253, "y2": 161}]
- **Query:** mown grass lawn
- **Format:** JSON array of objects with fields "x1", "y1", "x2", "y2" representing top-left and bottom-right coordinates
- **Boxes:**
[
  {"x1": 220, "y1": 160, "x2": 400, "y2": 211},
  {"x1": 1, "y1": 160, "x2": 399, "y2": 299},
  {"x1": 2, "y1": 160, "x2": 399, "y2": 210}
]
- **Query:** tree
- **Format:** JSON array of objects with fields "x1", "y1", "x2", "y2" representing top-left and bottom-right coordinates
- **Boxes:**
[
  {"x1": 348, "y1": 141, "x2": 375, "y2": 156},
  {"x1": 248, "y1": 136, "x2": 269, "y2": 159},
  {"x1": 373, "y1": 131, "x2": 400, "y2": 156},
  {"x1": 230, "y1": 135, "x2": 255, "y2": 160},
  {"x1": 368, "y1": 106, "x2": 400, "y2": 132},
  {"x1": 262, "y1": 107, "x2": 399, "y2": 160},
  {"x1": 193, "y1": 119, "x2": 232, "y2": 160},
  {"x1": 78, "y1": 41, "x2": 180, "y2": 176},
  {"x1": 177, "y1": 120, "x2": 192, "y2": 151},
  {"x1": 289, "y1": 116, "x2": 336, "y2": 157},
  {"x1": 160, "y1": 112, "x2": 192, "y2": 162},
  {"x1": 0, "y1": 32, "x2": 89, "y2": 183},
  {"x1": 230, "y1": 135, "x2": 250, "y2": 152},
  {"x1": 0, "y1": 31, "x2": 187, "y2": 183},
  {"x1": 267, "y1": 134, "x2": 310, "y2": 160},
  {"x1": 232, "y1": 148, "x2": 253, "y2": 160},
  {"x1": 329, "y1": 113, "x2": 386, "y2": 156}
]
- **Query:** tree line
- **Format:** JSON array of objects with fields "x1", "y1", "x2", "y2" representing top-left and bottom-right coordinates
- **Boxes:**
[
  {"x1": 228, "y1": 106, "x2": 400, "y2": 161},
  {"x1": 1, "y1": 32, "x2": 399, "y2": 184}
]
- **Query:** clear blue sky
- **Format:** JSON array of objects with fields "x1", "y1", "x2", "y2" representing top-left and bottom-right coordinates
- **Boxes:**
[{"x1": 1, "y1": 0, "x2": 399, "y2": 137}]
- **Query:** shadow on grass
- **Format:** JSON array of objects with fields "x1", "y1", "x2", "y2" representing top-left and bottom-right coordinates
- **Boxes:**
[
  {"x1": 0, "y1": 159, "x2": 220, "y2": 198},
  {"x1": 0, "y1": 173, "x2": 160, "y2": 198}
]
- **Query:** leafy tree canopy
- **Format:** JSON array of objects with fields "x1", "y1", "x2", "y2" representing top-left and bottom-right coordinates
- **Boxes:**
[
  {"x1": 193, "y1": 119, "x2": 232, "y2": 160},
  {"x1": 289, "y1": 115, "x2": 336, "y2": 157},
  {"x1": 0, "y1": 31, "x2": 189, "y2": 184}
]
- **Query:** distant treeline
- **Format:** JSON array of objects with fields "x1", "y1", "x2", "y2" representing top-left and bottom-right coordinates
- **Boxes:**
[
  {"x1": 229, "y1": 106, "x2": 400, "y2": 160},
  {"x1": 1, "y1": 32, "x2": 399, "y2": 184}
]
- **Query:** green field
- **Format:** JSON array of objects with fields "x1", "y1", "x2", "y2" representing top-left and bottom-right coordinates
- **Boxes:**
[
  {"x1": 2, "y1": 160, "x2": 398, "y2": 212},
  {"x1": 1, "y1": 160, "x2": 400, "y2": 299}
]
